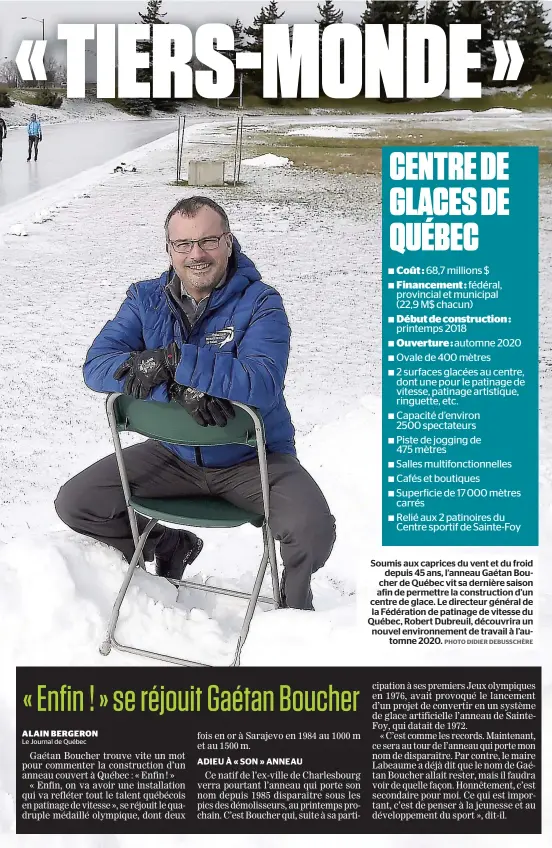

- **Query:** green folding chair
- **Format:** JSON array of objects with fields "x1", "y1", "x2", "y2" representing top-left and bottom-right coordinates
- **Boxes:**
[{"x1": 99, "y1": 392, "x2": 281, "y2": 667}]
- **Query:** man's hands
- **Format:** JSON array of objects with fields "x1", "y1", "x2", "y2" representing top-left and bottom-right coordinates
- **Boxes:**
[
  {"x1": 171, "y1": 384, "x2": 236, "y2": 428},
  {"x1": 114, "y1": 342, "x2": 180, "y2": 399},
  {"x1": 113, "y1": 343, "x2": 234, "y2": 427}
]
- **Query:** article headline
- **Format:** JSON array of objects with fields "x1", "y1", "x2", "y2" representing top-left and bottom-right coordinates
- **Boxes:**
[
  {"x1": 15, "y1": 23, "x2": 524, "y2": 100},
  {"x1": 22, "y1": 683, "x2": 361, "y2": 715}
]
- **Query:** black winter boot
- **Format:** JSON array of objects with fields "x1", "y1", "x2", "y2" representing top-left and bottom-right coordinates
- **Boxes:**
[{"x1": 155, "y1": 529, "x2": 204, "y2": 581}]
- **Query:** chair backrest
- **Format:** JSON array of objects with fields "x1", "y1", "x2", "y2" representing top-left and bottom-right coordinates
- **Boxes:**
[{"x1": 108, "y1": 394, "x2": 262, "y2": 448}]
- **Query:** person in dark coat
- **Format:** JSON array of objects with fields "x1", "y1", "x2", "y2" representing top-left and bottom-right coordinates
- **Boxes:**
[
  {"x1": 55, "y1": 196, "x2": 335, "y2": 610},
  {"x1": 0, "y1": 115, "x2": 6, "y2": 161}
]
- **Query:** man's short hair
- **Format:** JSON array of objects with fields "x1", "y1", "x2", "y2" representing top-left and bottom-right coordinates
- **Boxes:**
[{"x1": 164, "y1": 196, "x2": 230, "y2": 237}]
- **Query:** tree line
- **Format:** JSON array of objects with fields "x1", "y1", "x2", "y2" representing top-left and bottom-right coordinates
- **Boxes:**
[
  {"x1": 241, "y1": 0, "x2": 552, "y2": 92},
  {"x1": 146, "y1": 0, "x2": 552, "y2": 106},
  {"x1": 2, "y1": 0, "x2": 550, "y2": 112}
]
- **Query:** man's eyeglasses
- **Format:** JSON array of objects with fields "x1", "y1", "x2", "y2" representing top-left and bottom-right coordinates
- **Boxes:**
[{"x1": 167, "y1": 232, "x2": 230, "y2": 254}]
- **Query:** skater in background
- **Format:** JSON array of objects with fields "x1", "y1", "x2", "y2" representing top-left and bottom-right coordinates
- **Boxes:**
[
  {"x1": 0, "y1": 115, "x2": 6, "y2": 161},
  {"x1": 55, "y1": 196, "x2": 336, "y2": 610},
  {"x1": 27, "y1": 113, "x2": 42, "y2": 161}
]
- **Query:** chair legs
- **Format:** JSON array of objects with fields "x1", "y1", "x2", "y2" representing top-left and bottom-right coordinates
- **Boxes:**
[
  {"x1": 266, "y1": 524, "x2": 280, "y2": 608},
  {"x1": 231, "y1": 526, "x2": 270, "y2": 666},
  {"x1": 99, "y1": 518, "x2": 158, "y2": 656},
  {"x1": 99, "y1": 520, "x2": 281, "y2": 667}
]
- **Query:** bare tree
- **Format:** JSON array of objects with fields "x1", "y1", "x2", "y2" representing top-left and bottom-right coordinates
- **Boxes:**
[
  {"x1": 45, "y1": 56, "x2": 67, "y2": 87},
  {"x1": 0, "y1": 59, "x2": 22, "y2": 88}
]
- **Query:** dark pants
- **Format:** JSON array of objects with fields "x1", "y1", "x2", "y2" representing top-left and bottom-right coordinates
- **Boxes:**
[
  {"x1": 55, "y1": 443, "x2": 336, "y2": 610},
  {"x1": 27, "y1": 136, "x2": 39, "y2": 160},
  {"x1": 0, "y1": 137, "x2": 3, "y2": 160}
]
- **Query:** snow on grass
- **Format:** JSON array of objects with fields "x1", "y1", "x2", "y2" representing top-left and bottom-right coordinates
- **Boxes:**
[
  {"x1": 287, "y1": 125, "x2": 376, "y2": 139},
  {"x1": 481, "y1": 85, "x2": 533, "y2": 97},
  {"x1": 478, "y1": 107, "x2": 523, "y2": 115},
  {"x1": 241, "y1": 153, "x2": 292, "y2": 167}
]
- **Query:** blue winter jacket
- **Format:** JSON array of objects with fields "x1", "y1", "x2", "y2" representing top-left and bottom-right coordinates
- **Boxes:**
[
  {"x1": 27, "y1": 120, "x2": 41, "y2": 137},
  {"x1": 83, "y1": 244, "x2": 296, "y2": 467}
]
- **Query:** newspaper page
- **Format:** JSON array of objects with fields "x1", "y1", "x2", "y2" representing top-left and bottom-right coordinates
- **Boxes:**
[{"x1": 0, "y1": 0, "x2": 549, "y2": 845}]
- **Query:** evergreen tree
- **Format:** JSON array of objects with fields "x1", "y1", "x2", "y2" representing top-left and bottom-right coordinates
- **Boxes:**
[
  {"x1": 512, "y1": 0, "x2": 552, "y2": 83},
  {"x1": 219, "y1": 20, "x2": 246, "y2": 66},
  {"x1": 316, "y1": 0, "x2": 344, "y2": 32},
  {"x1": 245, "y1": 1, "x2": 285, "y2": 96},
  {"x1": 316, "y1": 1, "x2": 343, "y2": 84},
  {"x1": 425, "y1": 2, "x2": 453, "y2": 91},
  {"x1": 245, "y1": 0, "x2": 284, "y2": 50},
  {"x1": 487, "y1": 0, "x2": 516, "y2": 41},
  {"x1": 450, "y1": 1, "x2": 494, "y2": 83},
  {"x1": 122, "y1": 0, "x2": 176, "y2": 113},
  {"x1": 360, "y1": 1, "x2": 421, "y2": 28},
  {"x1": 143, "y1": 0, "x2": 178, "y2": 111},
  {"x1": 426, "y1": 0, "x2": 453, "y2": 29},
  {"x1": 138, "y1": 0, "x2": 166, "y2": 24},
  {"x1": 360, "y1": 2, "x2": 420, "y2": 100},
  {"x1": 219, "y1": 19, "x2": 246, "y2": 100},
  {"x1": 232, "y1": 18, "x2": 246, "y2": 51}
]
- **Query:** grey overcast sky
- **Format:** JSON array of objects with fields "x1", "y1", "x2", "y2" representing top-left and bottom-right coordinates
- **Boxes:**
[
  {"x1": 1, "y1": 1, "x2": 551, "y2": 65},
  {"x1": 0, "y1": 1, "x2": 367, "y2": 60}
]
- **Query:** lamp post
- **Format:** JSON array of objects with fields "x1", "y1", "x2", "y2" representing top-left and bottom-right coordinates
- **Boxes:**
[
  {"x1": 21, "y1": 16, "x2": 46, "y2": 87},
  {"x1": 21, "y1": 16, "x2": 45, "y2": 41}
]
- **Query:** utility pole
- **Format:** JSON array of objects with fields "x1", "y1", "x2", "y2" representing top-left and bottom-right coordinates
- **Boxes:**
[{"x1": 21, "y1": 16, "x2": 46, "y2": 86}]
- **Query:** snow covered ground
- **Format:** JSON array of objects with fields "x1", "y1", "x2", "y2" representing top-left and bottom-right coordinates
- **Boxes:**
[
  {"x1": 1, "y1": 114, "x2": 551, "y2": 843},
  {"x1": 0, "y1": 95, "x2": 218, "y2": 128},
  {"x1": 247, "y1": 107, "x2": 552, "y2": 135}
]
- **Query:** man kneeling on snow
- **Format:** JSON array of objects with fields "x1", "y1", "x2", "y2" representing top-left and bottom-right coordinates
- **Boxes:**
[{"x1": 55, "y1": 196, "x2": 335, "y2": 610}]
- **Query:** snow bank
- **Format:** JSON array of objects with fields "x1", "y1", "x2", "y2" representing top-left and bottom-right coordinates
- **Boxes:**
[
  {"x1": 0, "y1": 399, "x2": 376, "y2": 668},
  {"x1": 6, "y1": 224, "x2": 27, "y2": 236},
  {"x1": 242, "y1": 153, "x2": 292, "y2": 167},
  {"x1": 479, "y1": 107, "x2": 523, "y2": 116},
  {"x1": 1, "y1": 96, "x2": 218, "y2": 129},
  {"x1": 1, "y1": 97, "x2": 138, "y2": 128}
]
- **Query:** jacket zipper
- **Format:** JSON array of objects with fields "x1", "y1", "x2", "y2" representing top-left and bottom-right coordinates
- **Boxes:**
[{"x1": 165, "y1": 290, "x2": 189, "y2": 338}]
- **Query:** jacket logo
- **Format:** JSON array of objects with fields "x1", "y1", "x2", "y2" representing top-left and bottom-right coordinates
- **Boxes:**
[{"x1": 205, "y1": 327, "x2": 234, "y2": 347}]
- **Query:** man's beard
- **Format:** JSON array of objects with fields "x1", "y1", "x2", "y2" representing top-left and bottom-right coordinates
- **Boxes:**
[{"x1": 179, "y1": 259, "x2": 225, "y2": 292}]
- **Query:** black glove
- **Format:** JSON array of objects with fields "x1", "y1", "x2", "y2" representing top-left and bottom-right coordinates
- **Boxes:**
[
  {"x1": 171, "y1": 384, "x2": 236, "y2": 427},
  {"x1": 113, "y1": 342, "x2": 180, "y2": 399}
]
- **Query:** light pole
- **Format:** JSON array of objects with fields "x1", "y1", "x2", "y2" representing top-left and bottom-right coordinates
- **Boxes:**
[
  {"x1": 21, "y1": 16, "x2": 45, "y2": 40},
  {"x1": 21, "y1": 16, "x2": 46, "y2": 87}
]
